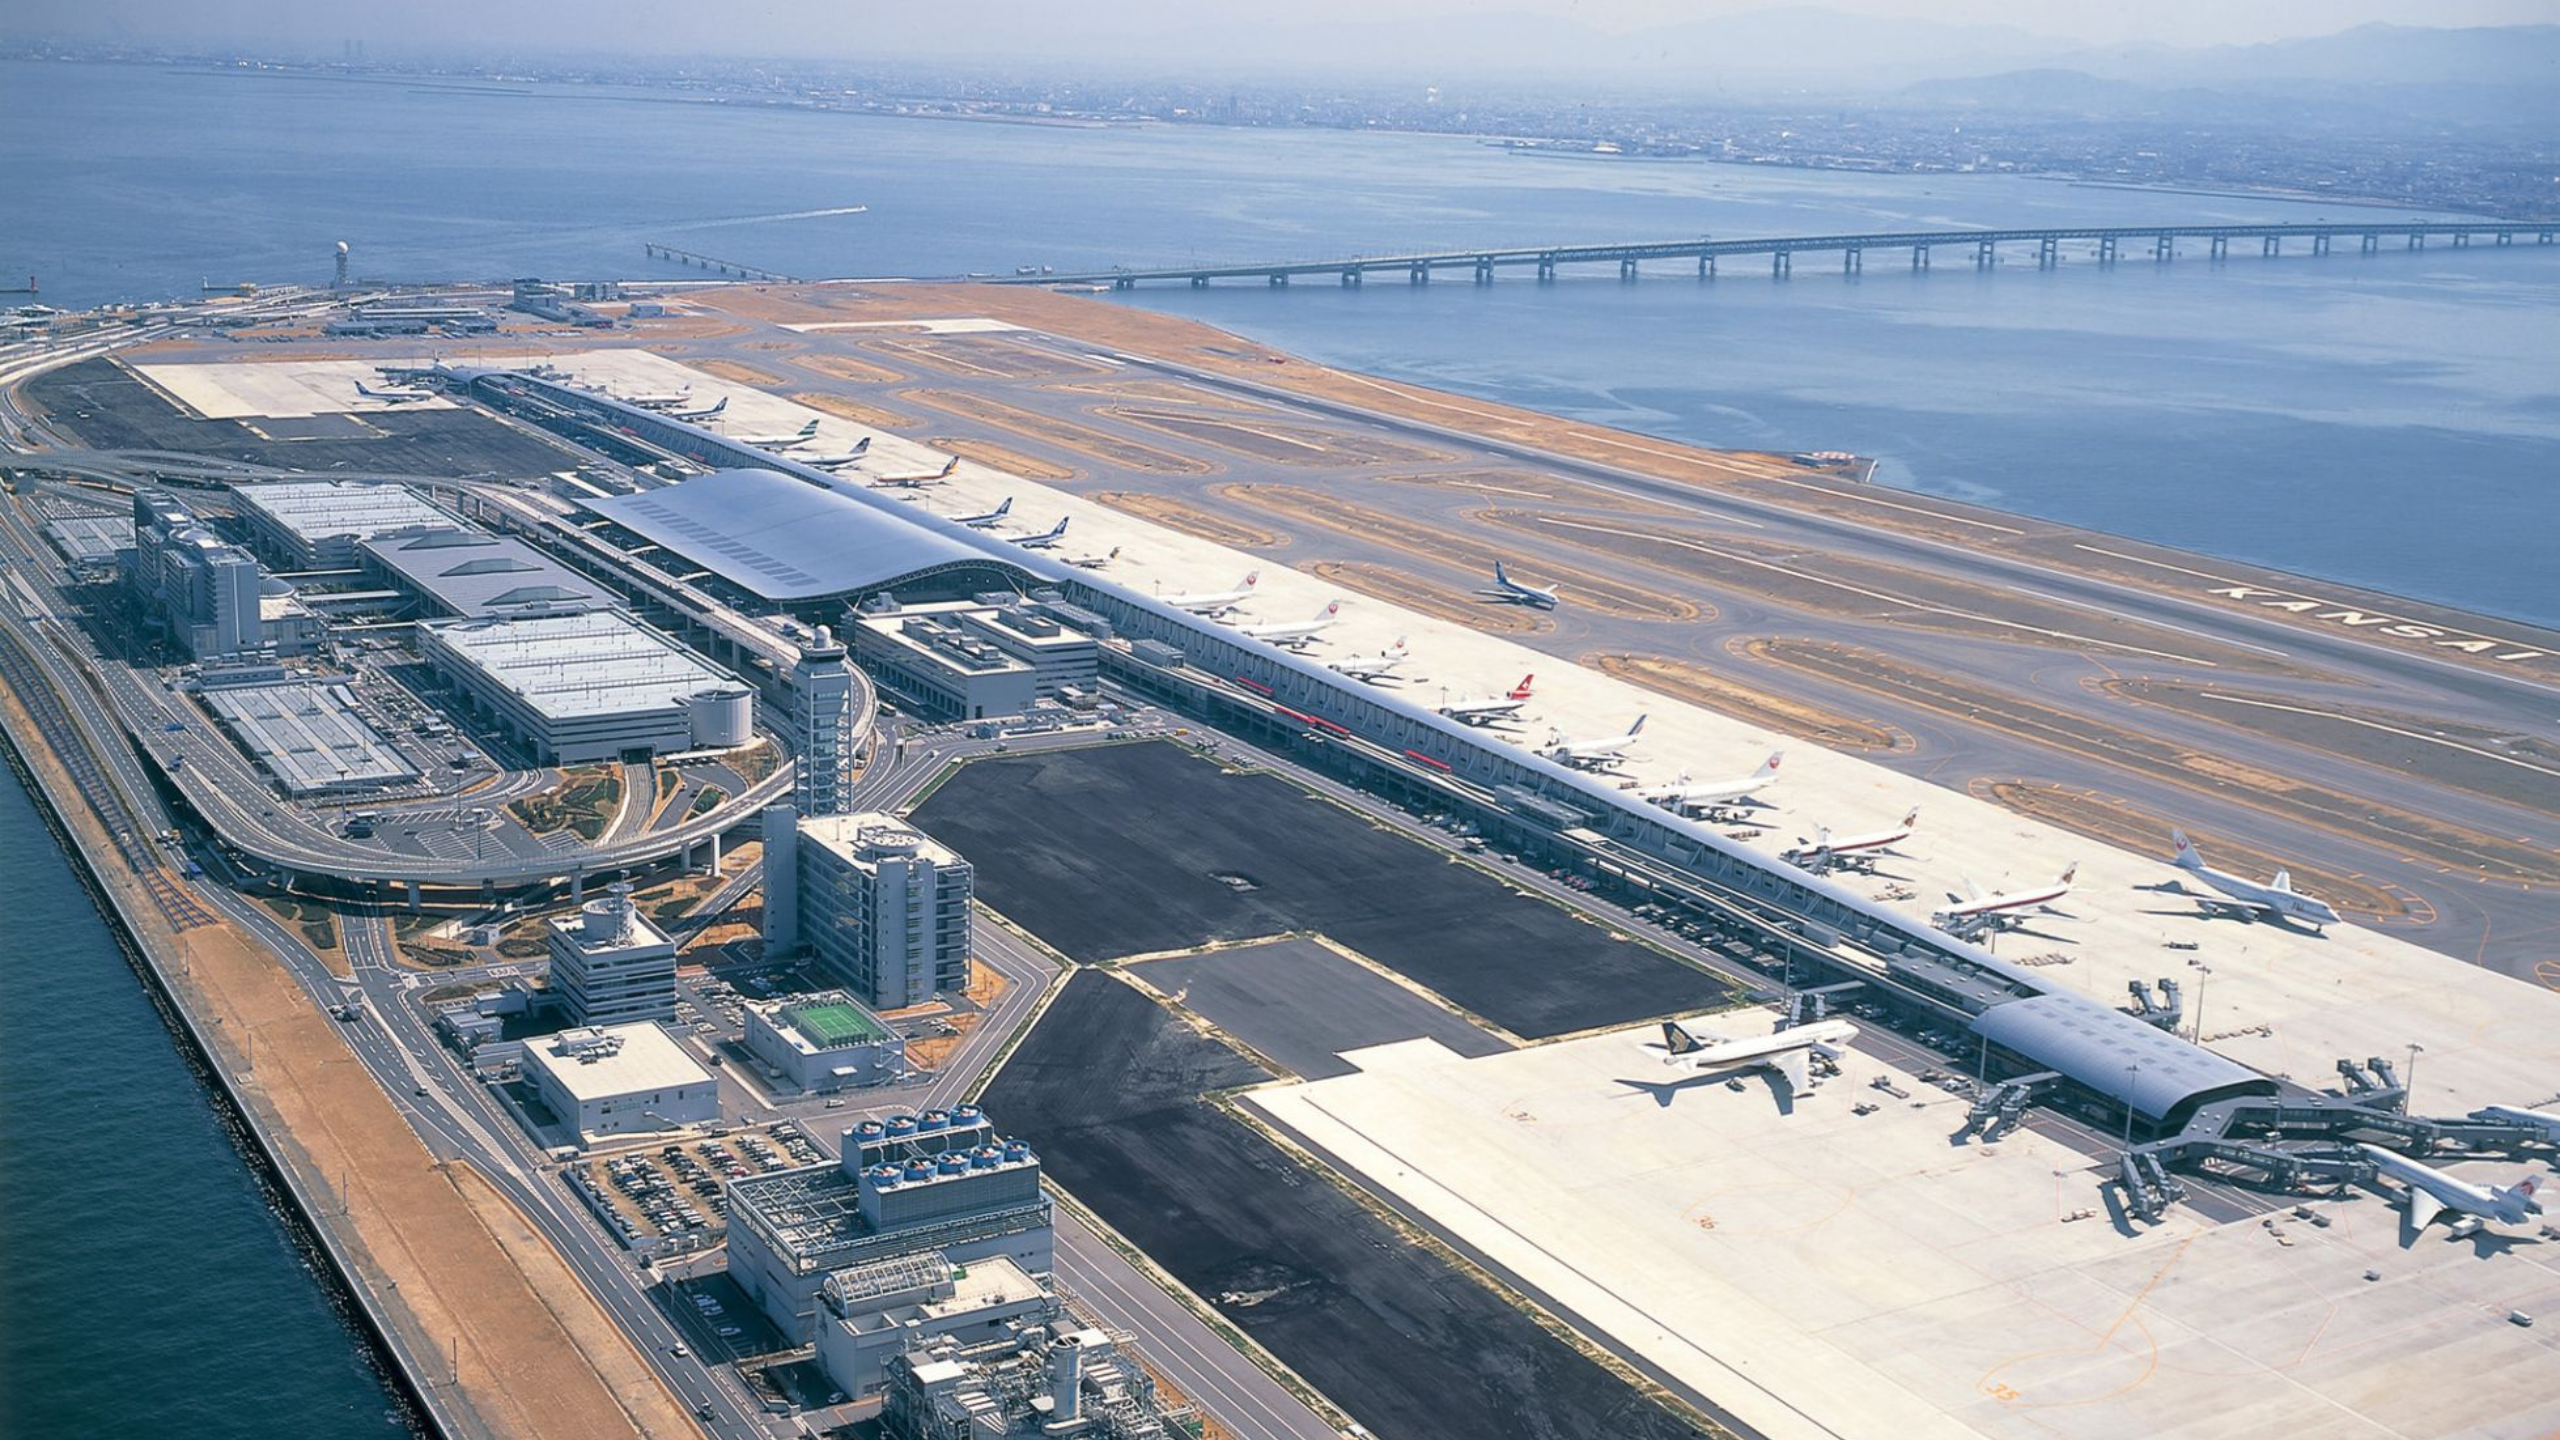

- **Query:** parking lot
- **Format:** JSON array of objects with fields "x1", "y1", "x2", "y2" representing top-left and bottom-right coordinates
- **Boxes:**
[
  {"x1": 568, "y1": 1122, "x2": 824, "y2": 1251},
  {"x1": 913, "y1": 739, "x2": 1727, "y2": 1038}
]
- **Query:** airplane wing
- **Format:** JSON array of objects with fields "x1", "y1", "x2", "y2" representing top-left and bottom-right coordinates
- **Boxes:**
[
  {"x1": 1772, "y1": 1049, "x2": 1812, "y2": 1096},
  {"x1": 2193, "y1": 892, "x2": 2274, "y2": 916},
  {"x1": 2405, "y1": 1187, "x2": 2448, "y2": 1231}
]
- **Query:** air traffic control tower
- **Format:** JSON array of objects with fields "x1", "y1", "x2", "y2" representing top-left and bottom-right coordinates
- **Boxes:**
[{"x1": 790, "y1": 626, "x2": 857, "y2": 817}]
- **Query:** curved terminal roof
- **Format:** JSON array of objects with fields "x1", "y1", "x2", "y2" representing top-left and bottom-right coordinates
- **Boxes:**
[
  {"x1": 1968, "y1": 993, "x2": 2276, "y2": 1126},
  {"x1": 587, "y1": 469, "x2": 1007, "y2": 603}
]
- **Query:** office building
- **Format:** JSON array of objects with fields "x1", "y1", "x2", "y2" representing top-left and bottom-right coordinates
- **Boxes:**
[
  {"x1": 763, "y1": 811, "x2": 972, "y2": 1012},
  {"x1": 546, "y1": 884, "x2": 678, "y2": 1026},
  {"x1": 521, "y1": 1022, "x2": 717, "y2": 1141},
  {"x1": 851, "y1": 601, "x2": 1100, "y2": 723},
  {"x1": 129, "y1": 489, "x2": 266, "y2": 660}
]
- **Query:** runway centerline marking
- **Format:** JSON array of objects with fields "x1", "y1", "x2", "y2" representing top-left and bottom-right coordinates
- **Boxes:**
[
  {"x1": 2196, "y1": 691, "x2": 2560, "y2": 782},
  {"x1": 1535, "y1": 515, "x2": 2224, "y2": 667}
]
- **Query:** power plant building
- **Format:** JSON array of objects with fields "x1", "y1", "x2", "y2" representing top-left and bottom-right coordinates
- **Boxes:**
[
  {"x1": 814, "y1": 1252, "x2": 1051, "y2": 1400},
  {"x1": 417, "y1": 610, "x2": 754, "y2": 765},
  {"x1": 886, "y1": 1321, "x2": 1184, "y2": 1440},
  {"x1": 546, "y1": 885, "x2": 679, "y2": 1026},
  {"x1": 763, "y1": 810, "x2": 974, "y2": 1012},
  {"x1": 743, "y1": 991, "x2": 905, "y2": 1093},
  {"x1": 233, "y1": 480, "x2": 459, "y2": 569},
  {"x1": 521, "y1": 1022, "x2": 717, "y2": 1141},
  {"x1": 726, "y1": 1105, "x2": 1052, "y2": 1334}
]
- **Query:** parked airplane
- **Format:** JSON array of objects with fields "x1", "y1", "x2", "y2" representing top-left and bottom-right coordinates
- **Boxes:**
[
  {"x1": 1650, "y1": 1016, "x2": 1859, "y2": 1098},
  {"x1": 1635, "y1": 751, "x2": 1786, "y2": 817},
  {"x1": 2164, "y1": 829, "x2": 2341, "y2": 931},
  {"x1": 2359, "y1": 1144, "x2": 2546, "y2": 1234},
  {"x1": 738, "y1": 419, "x2": 823, "y2": 450},
  {"x1": 2474, "y1": 1105, "x2": 2560, "y2": 1146},
  {"x1": 1233, "y1": 600, "x2": 1343, "y2": 650},
  {"x1": 668, "y1": 396, "x2": 728, "y2": 422},
  {"x1": 1064, "y1": 547, "x2": 1122, "y2": 571},
  {"x1": 1931, "y1": 864, "x2": 2079, "y2": 938},
  {"x1": 1540, "y1": 715, "x2": 1648, "y2": 770},
  {"x1": 1480, "y1": 559, "x2": 1559, "y2": 609},
  {"x1": 618, "y1": 385, "x2": 692, "y2": 409},
  {"x1": 803, "y1": 437, "x2": 873, "y2": 470},
  {"x1": 1436, "y1": 675, "x2": 1535, "y2": 726},
  {"x1": 1783, "y1": 807, "x2": 1918, "y2": 873},
  {"x1": 1327, "y1": 638, "x2": 1412, "y2": 683},
  {"x1": 354, "y1": 381, "x2": 432, "y2": 404},
  {"x1": 1159, "y1": 570, "x2": 1260, "y2": 617},
  {"x1": 951, "y1": 498, "x2": 1013, "y2": 529},
  {"x1": 1007, "y1": 517, "x2": 1072, "y2": 550},
  {"x1": 870, "y1": 458, "x2": 959, "y2": 489}
]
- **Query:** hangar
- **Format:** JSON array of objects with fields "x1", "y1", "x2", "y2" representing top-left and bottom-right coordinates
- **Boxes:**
[{"x1": 583, "y1": 469, "x2": 1026, "y2": 610}]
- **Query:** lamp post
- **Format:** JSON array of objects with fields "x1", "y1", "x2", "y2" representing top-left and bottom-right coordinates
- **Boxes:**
[
  {"x1": 2189, "y1": 964, "x2": 2212, "y2": 1045},
  {"x1": 2405, "y1": 1043, "x2": 2424, "y2": 1113}
]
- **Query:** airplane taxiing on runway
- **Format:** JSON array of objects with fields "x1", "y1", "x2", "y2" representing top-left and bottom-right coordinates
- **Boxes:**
[
  {"x1": 2165, "y1": 829, "x2": 2342, "y2": 930},
  {"x1": 1481, "y1": 559, "x2": 1560, "y2": 609}
]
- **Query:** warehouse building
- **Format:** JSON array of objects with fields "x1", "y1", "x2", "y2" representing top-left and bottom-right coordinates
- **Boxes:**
[
  {"x1": 416, "y1": 610, "x2": 753, "y2": 765},
  {"x1": 233, "y1": 480, "x2": 458, "y2": 569},
  {"x1": 763, "y1": 808, "x2": 973, "y2": 1012},
  {"x1": 744, "y1": 991, "x2": 905, "y2": 1093},
  {"x1": 547, "y1": 884, "x2": 678, "y2": 1026},
  {"x1": 360, "y1": 525, "x2": 613, "y2": 619},
  {"x1": 521, "y1": 1022, "x2": 717, "y2": 1141},
  {"x1": 727, "y1": 1105, "x2": 1052, "y2": 1334},
  {"x1": 814, "y1": 1252, "x2": 1051, "y2": 1400}
]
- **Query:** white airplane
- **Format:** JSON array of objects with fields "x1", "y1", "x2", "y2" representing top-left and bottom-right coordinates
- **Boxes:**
[
  {"x1": 1007, "y1": 517, "x2": 1072, "y2": 550},
  {"x1": 799, "y1": 436, "x2": 872, "y2": 469},
  {"x1": 1540, "y1": 715, "x2": 1648, "y2": 770},
  {"x1": 668, "y1": 396, "x2": 728, "y2": 422},
  {"x1": 354, "y1": 381, "x2": 432, "y2": 405},
  {"x1": 1327, "y1": 638, "x2": 1412, "y2": 683},
  {"x1": 1437, "y1": 674, "x2": 1535, "y2": 726},
  {"x1": 1233, "y1": 600, "x2": 1343, "y2": 650},
  {"x1": 2359, "y1": 1144, "x2": 2546, "y2": 1234},
  {"x1": 1480, "y1": 559, "x2": 1559, "y2": 610},
  {"x1": 870, "y1": 458, "x2": 958, "y2": 489},
  {"x1": 618, "y1": 385, "x2": 692, "y2": 409},
  {"x1": 1159, "y1": 570, "x2": 1260, "y2": 617},
  {"x1": 1064, "y1": 546, "x2": 1121, "y2": 571},
  {"x1": 1932, "y1": 864, "x2": 2078, "y2": 938},
  {"x1": 952, "y1": 497, "x2": 1013, "y2": 529},
  {"x1": 1650, "y1": 1016, "x2": 1860, "y2": 1098},
  {"x1": 2164, "y1": 829, "x2": 2342, "y2": 931},
  {"x1": 1783, "y1": 807, "x2": 1918, "y2": 873},
  {"x1": 738, "y1": 419, "x2": 823, "y2": 450},
  {"x1": 2474, "y1": 1105, "x2": 2560, "y2": 1146},
  {"x1": 1635, "y1": 751, "x2": 1786, "y2": 816}
]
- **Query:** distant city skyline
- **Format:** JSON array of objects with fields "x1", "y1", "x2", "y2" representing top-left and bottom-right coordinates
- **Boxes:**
[{"x1": 6, "y1": 0, "x2": 2552, "y2": 62}]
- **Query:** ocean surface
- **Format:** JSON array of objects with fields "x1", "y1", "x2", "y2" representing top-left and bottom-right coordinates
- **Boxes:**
[
  {"x1": 0, "y1": 765, "x2": 402, "y2": 1436},
  {"x1": 0, "y1": 57, "x2": 2554, "y2": 1428},
  {"x1": 4, "y1": 60, "x2": 2555, "y2": 621}
]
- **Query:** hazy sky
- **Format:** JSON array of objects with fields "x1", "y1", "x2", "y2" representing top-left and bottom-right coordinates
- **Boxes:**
[{"x1": 9, "y1": 0, "x2": 2554, "y2": 57}]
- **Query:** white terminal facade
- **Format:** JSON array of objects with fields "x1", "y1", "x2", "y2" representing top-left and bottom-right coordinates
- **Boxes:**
[
  {"x1": 521, "y1": 1022, "x2": 717, "y2": 1141},
  {"x1": 545, "y1": 885, "x2": 678, "y2": 1026},
  {"x1": 417, "y1": 609, "x2": 754, "y2": 765},
  {"x1": 765, "y1": 809, "x2": 974, "y2": 1012}
]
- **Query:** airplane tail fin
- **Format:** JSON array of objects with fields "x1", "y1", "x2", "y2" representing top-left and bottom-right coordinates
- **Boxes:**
[
  {"x1": 1755, "y1": 750, "x2": 1784, "y2": 779},
  {"x1": 1900, "y1": 807, "x2": 1920, "y2": 830},
  {"x1": 2270, "y1": 869, "x2": 2295, "y2": 893},
  {"x1": 2059, "y1": 862, "x2": 2080, "y2": 887},
  {"x1": 2499, "y1": 1174, "x2": 2546, "y2": 1216},
  {"x1": 1509, "y1": 674, "x2": 1535, "y2": 699},
  {"x1": 1628, "y1": 714, "x2": 1649, "y2": 737},
  {"x1": 1318, "y1": 599, "x2": 1340, "y2": 620},
  {"x1": 1242, "y1": 569, "x2": 1260, "y2": 590},
  {"x1": 2170, "y1": 829, "x2": 2203, "y2": 869},
  {"x1": 852, "y1": 436, "x2": 870, "y2": 455},
  {"x1": 938, "y1": 457, "x2": 958, "y2": 477},
  {"x1": 1660, "y1": 1020, "x2": 1702, "y2": 1058},
  {"x1": 1495, "y1": 559, "x2": 1509, "y2": 585},
  {"x1": 800, "y1": 419, "x2": 820, "y2": 436}
]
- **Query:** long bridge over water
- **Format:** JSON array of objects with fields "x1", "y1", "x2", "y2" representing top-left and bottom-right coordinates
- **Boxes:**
[{"x1": 997, "y1": 220, "x2": 2556, "y2": 289}]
